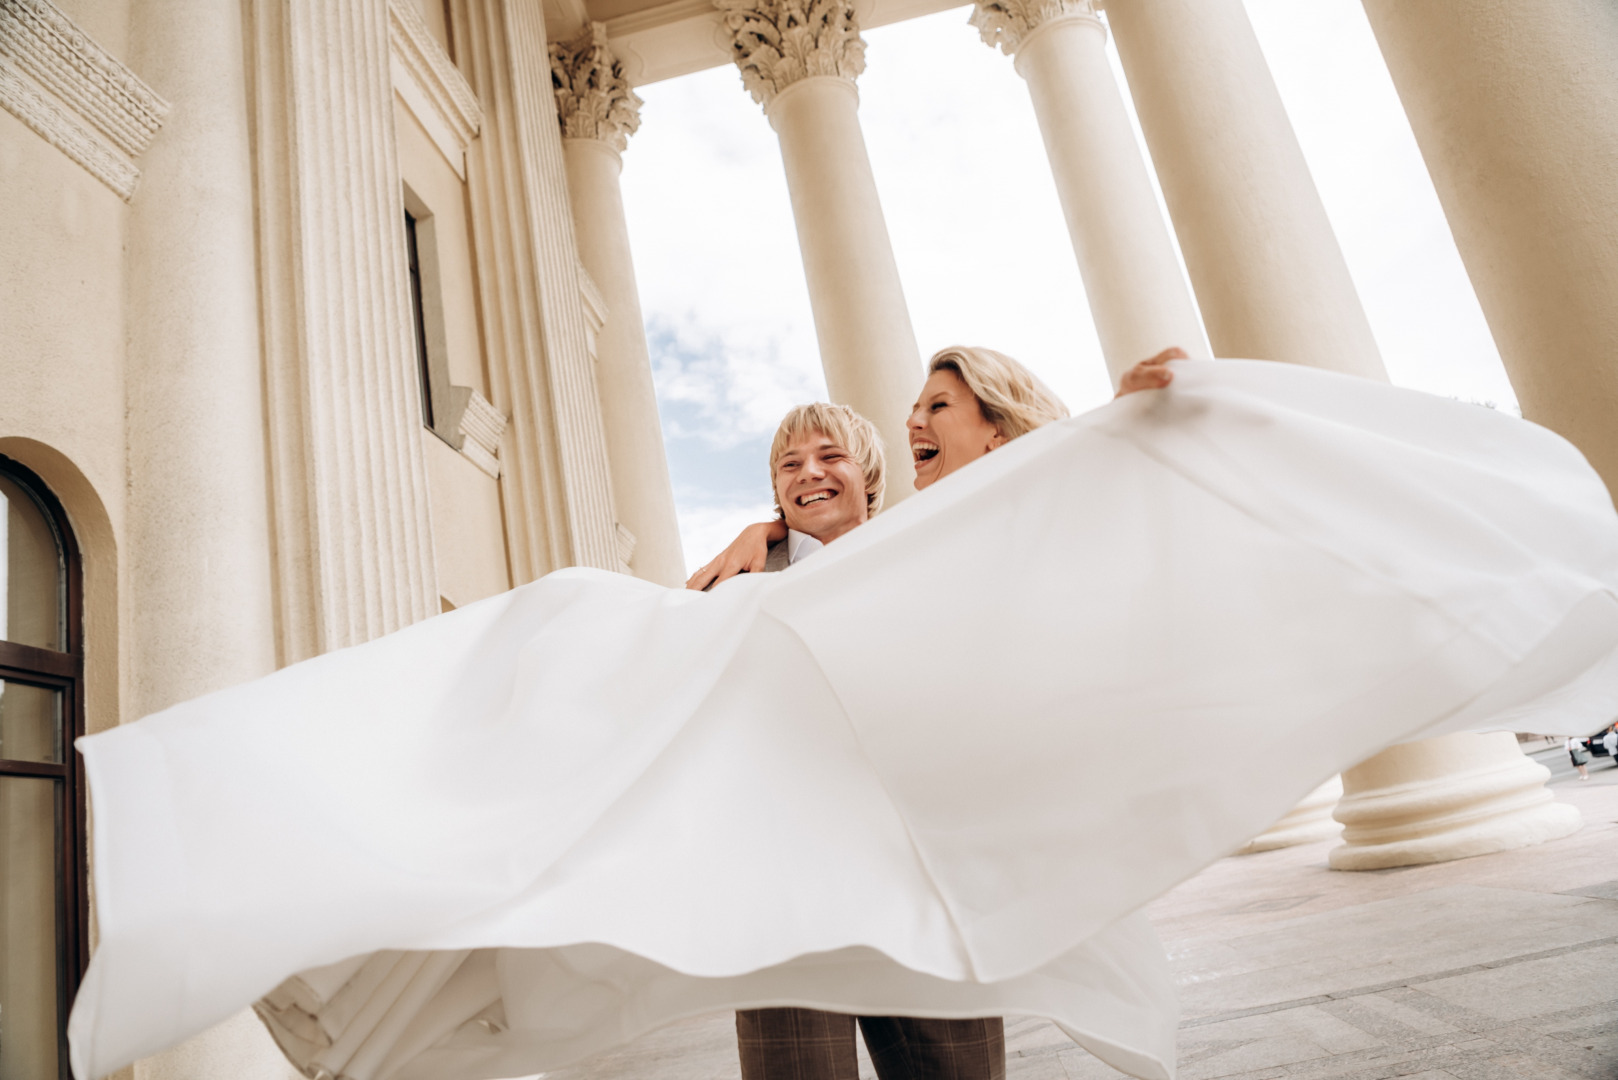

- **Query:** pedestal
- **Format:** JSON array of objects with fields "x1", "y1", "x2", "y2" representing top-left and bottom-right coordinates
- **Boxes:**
[{"x1": 1330, "y1": 732, "x2": 1580, "y2": 870}]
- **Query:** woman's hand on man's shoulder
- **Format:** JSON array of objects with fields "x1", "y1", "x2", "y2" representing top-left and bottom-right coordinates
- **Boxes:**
[
  {"x1": 685, "y1": 519, "x2": 789, "y2": 591},
  {"x1": 1116, "y1": 347, "x2": 1188, "y2": 397}
]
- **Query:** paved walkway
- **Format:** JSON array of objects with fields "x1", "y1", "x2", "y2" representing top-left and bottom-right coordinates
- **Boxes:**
[{"x1": 536, "y1": 756, "x2": 1618, "y2": 1080}]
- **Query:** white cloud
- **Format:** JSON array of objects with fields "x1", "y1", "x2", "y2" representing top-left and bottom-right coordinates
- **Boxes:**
[{"x1": 647, "y1": 313, "x2": 823, "y2": 448}]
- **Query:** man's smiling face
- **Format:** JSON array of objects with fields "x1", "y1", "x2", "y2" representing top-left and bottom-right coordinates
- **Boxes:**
[{"x1": 774, "y1": 430, "x2": 869, "y2": 544}]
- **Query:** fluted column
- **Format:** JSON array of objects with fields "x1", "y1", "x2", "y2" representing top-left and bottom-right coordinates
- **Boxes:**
[
  {"x1": 252, "y1": 0, "x2": 439, "y2": 661},
  {"x1": 552, "y1": 24, "x2": 686, "y2": 586},
  {"x1": 972, "y1": 0, "x2": 1207, "y2": 383},
  {"x1": 1360, "y1": 0, "x2": 1618, "y2": 500},
  {"x1": 1105, "y1": 0, "x2": 1386, "y2": 380},
  {"x1": 125, "y1": 6, "x2": 287, "y2": 1079},
  {"x1": 451, "y1": 0, "x2": 624, "y2": 581},
  {"x1": 717, "y1": 0, "x2": 920, "y2": 498}
]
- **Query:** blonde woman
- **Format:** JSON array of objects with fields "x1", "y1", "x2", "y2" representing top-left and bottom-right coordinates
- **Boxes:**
[{"x1": 686, "y1": 347, "x2": 1183, "y2": 590}]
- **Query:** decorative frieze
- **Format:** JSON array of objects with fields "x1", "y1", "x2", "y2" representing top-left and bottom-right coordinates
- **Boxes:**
[
  {"x1": 550, "y1": 21, "x2": 641, "y2": 152},
  {"x1": 387, "y1": 0, "x2": 481, "y2": 178},
  {"x1": 715, "y1": 0, "x2": 865, "y2": 108},
  {"x1": 970, "y1": 0, "x2": 1098, "y2": 55},
  {"x1": 0, "y1": 0, "x2": 167, "y2": 199}
]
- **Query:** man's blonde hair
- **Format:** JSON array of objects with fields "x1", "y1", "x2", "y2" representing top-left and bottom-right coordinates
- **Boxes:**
[
  {"x1": 927, "y1": 346, "x2": 1069, "y2": 441},
  {"x1": 769, "y1": 402, "x2": 887, "y2": 517}
]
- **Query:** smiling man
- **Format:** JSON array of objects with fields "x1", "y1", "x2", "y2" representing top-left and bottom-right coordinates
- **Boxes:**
[{"x1": 760, "y1": 401, "x2": 886, "y2": 571}]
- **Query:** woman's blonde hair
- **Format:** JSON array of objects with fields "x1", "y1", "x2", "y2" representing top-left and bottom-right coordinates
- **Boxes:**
[
  {"x1": 769, "y1": 402, "x2": 887, "y2": 517},
  {"x1": 927, "y1": 346, "x2": 1069, "y2": 441}
]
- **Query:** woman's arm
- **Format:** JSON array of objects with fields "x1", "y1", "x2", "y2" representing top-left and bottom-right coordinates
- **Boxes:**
[
  {"x1": 1116, "y1": 347, "x2": 1188, "y2": 397},
  {"x1": 685, "y1": 519, "x2": 789, "y2": 590}
]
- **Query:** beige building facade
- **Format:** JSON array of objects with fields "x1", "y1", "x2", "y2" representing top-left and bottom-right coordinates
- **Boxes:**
[{"x1": 0, "y1": 0, "x2": 1613, "y2": 1076}]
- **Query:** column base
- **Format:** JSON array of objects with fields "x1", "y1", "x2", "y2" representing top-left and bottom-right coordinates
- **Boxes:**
[
  {"x1": 1328, "y1": 732, "x2": 1581, "y2": 871},
  {"x1": 1237, "y1": 774, "x2": 1343, "y2": 854}
]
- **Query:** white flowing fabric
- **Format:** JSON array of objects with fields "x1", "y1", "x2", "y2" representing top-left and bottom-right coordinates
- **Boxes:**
[{"x1": 69, "y1": 361, "x2": 1618, "y2": 1080}]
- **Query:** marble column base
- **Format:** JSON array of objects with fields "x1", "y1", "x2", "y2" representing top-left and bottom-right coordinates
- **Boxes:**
[
  {"x1": 1237, "y1": 775, "x2": 1343, "y2": 854},
  {"x1": 1329, "y1": 732, "x2": 1580, "y2": 870}
]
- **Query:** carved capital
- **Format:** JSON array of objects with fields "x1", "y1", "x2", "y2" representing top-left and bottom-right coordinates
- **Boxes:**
[
  {"x1": 715, "y1": 0, "x2": 865, "y2": 110},
  {"x1": 550, "y1": 22, "x2": 641, "y2": 153},
  {"x1": 970, "y1": 0, "x2": 1099, "y2": 56}
]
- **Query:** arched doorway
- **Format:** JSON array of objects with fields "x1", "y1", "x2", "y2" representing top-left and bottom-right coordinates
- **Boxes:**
[{"x1": 0, "y1": 454, "x2": 87, "y2": 1080}]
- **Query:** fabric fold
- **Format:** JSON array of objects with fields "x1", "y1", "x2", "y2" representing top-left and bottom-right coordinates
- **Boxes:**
[{"x1": 68, "y1": 360, "x2": 1618, "y2": 1080}]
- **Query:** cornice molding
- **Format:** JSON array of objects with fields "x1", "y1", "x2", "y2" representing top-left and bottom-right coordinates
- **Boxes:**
[
  {"x1": 714, "y1": 0, "x2": 865, "y2": 109},
  {"x1": 0, "y1": 0, "x2": 166, "y2": 153},
  {"x1": 0, "y1": 0, "x2": 167, "y2": 200},
  {"x1": 970, "y1": 0, "x2": 1099, "y2": 55},
  {"x1": 550, "y1": 22, "x2": 641, "y2": 152},
  {"x1": 0, "y1": 59, "x2": 136, "y2": 196},
  {"x1": 388, "y1": 0, "x2": 482, "y2": 177}
]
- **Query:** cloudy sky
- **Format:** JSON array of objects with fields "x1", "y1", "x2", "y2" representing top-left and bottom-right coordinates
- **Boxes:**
[{"x1": 616, "y1": 0, "x2": 1513, "y2": 572}]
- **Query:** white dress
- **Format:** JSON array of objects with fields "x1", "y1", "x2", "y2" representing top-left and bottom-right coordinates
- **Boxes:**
[{"x1": 68, "y1": 361, "x2": 1618, "y2": 1080}]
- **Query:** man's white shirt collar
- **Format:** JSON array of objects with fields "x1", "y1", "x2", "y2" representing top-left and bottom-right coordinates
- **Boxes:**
[{"x1": 786, "y1": 529, "x2": 824, "y2": 565}]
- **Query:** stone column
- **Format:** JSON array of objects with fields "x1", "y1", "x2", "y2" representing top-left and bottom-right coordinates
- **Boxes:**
[
  {"x1": 251, "y1": 0, "x2": 441, "y2": 660},
  {"x1": 1104, "y1": 0, "x2": 1386, "y2": 380},
  {"x1": 125, "y1": 0, "x2": 275, "y2": 721},
  {"x1": 552, "y1": 24, "x2": 687, "y2": 587},
  {"x1": 451, "y1": 0, "x2": 625, "y2": 581},
  {"x1": 717, "y1": 0, "x2": 921, "y2": 499},
  {"x1": 124, "y1": 6, "x2": 288, "y2": 1080},
  {"x1": 1360, "y1": 0, "x2": 1618, "y2": 499},
  {"x1": 1095, "y1": 0, "x2": 1581, "y2": 865},
  {"x1": 971, "y1": 0, "x2": 1208, "y2": 383},
  {"x1": 1312, "y1": 0, "x2": 1611, "y2": 870}
]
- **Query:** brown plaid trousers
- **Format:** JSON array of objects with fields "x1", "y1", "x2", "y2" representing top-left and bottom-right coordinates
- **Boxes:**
[{"x1": 735, "y1": 1007, "x2": 1006, "y2": 1080}]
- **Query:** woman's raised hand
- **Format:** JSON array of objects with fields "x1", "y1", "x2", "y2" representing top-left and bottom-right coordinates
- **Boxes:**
[
  {"x1": 685, "y1": 519, "x2": 789, "y2": 590},
  {"x1": 1116, "y1": 347, "x2": 1188, "y2": 397}
]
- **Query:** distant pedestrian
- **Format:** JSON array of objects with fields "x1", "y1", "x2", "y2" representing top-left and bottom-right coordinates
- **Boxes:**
[
  {"x1": 1569, "y1": 737, "x2": 1591, "y2": 780},
  {"x1": 1604, "y1": 724, "x2": 1618, "y2": 765}
]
